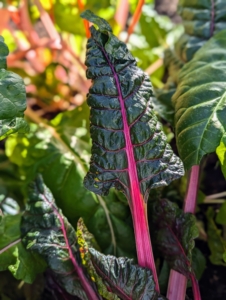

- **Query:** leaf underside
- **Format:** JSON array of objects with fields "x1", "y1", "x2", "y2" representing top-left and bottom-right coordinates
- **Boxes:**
[
  {"x1": 21, "y1": 175, "x2": 99, "y2": 300},
  {"x1": 149, "y1": 199, "x2": 198, "y2": 278},
  {"x1": 176, "y1": 0, "x2": 226, "y2": 62},
  {"x1": 0, "y1": 36, "x2": 29, "y2": 140},
  {"x1": 81, "y1": 10, "x2": 184, "y2": 202},
  {"x1": 89, "y1": 248, "x2": 167, "y2": 300},
  {"x1": 173, "y1": 30, "x2": 226, "y2": 170}
]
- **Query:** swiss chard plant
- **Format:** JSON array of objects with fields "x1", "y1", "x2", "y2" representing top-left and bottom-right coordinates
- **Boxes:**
[{"x1": 1, "y1": 1, "x2": 226, "y2": 300}]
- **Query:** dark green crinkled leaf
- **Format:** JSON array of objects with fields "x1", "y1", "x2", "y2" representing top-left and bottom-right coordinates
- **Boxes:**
[
  {"x1": 149, "y1": 199, "x2": 198, "y2": 278},
  {"x1": 89, "y1": 248, "x2": 167, "y2": 300},
  {"x1": 21, "y1": 175, "x2": 100, "y2": 300},
  {"x1": 0, "y1": 36, "x2": 29, "y2": 140},
  {"x1": 206, "y1": 207, "x2": 226, "y2": 266},
  {"x1": 176, "y1": 0, "x2": 226, "y2": 62},
  {"x1": 173, "y1": 30, "x2": 226, "y2": 170},
  {"x1": 81, "y1": 10, "x2": 184, "y2": 202}
]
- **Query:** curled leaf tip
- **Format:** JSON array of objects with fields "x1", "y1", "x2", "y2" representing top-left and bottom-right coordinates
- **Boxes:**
[{"x1": 80, "y1": 10, "x2": 112, "y2": 33}]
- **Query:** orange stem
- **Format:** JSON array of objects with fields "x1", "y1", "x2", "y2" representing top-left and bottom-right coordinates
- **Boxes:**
[
  {"x1": 126, "y1": 0, "x2": 145, "y2": 43},
  {"x1": 77, "y1": 0, "x2": 91, "y2": 38}
]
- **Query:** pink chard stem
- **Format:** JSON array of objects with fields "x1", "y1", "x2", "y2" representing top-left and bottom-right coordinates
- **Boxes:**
[
  {"x1": 131, "y1": 196, "x2": 160, "y2": 292},
  {"x1": 167, "y1": 165, "x2": 201, "y2": 300},
  {"x1": 100, "y1": 44, "x2": 160, "y2": 292}
]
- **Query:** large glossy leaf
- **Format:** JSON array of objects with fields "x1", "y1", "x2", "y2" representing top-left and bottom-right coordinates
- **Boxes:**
[
  {"x1": 0, "y1": 36, "x2": 29, "y2": 140},
  {"x1": 89, "y1": 248, "x2": 167, "y2": 300},
  {"x1": 176, "y1": 0, "x2": 226, "y2": 62},
  {"x1": 21, "y1": 175, "x2": 100, "y2": 300},
  {"x1": 149, "y1": 198, "x2": 198, "y2": 278},
  {"x1": 6, "y1": 104, "x2": 136, "y2": 258},
  {"x1": 81, "y1": 10, "x2": 184, "y2": 203},
  {"x1": 173, "y1": 30, "x2": 226, "y2": 170}
]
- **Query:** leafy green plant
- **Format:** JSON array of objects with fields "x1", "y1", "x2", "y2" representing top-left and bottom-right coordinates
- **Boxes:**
[{"x1": 1, "y1": 1, "x2": 226, "y2": 300}]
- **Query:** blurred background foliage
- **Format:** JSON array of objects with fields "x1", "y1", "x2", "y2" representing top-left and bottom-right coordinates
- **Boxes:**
[{"x1": 0, "y1": 0, "x2": 226, "y2": 299}]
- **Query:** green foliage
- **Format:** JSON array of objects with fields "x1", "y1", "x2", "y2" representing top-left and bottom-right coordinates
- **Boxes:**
[
  {"x1": 173, "y1": 29, "x2": 226, "y2": 170},
  {"x1": 216, "y1": 201, "x2": 226, "y2": 225},
  {"x1": 176, "y1": 0, "x2": 226, "y2": 62},
  {"x1": 0, "y1": 36, "x2": 29, "y2": 140},
  {"x1": 8, "y1": 243, "x2": 46, "y2": 284},
  {"x1": 0, "y1": 214, "x2": 21, "y2": 271},
  {"x1": 206, "y1": 207, "x2": 226, "y2": 265},
  {"x1": 0, "y1": 151, "x2": 23, "y2": 214},
  {"x1": 0, "y1": 214, "x2": 46, "y2": 283},
  {"x1": 0, "y1": 1, "x2": 226, "y2": 299}
]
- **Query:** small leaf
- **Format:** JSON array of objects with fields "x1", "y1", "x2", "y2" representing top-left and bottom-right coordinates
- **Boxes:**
[
  {"x1": 89, "y1": 248, "x2": 167, "y2": 300},
  {"x1": 173, "y1": 30, "x2": 226, "y2": 170},
  {"x1": 81, "y1": 10, "x2": 112, "y2": 33},
  {"x1": 149, "y1": 198, "x2": 198, "y2": 278},
  {"x1": 206, "y1": 207, "x2": 226, "y2": 266},
  {"x1": 0, "y1": 36, "x2": 29, "y2": 140},
  {"x1": 21, "y1": 175, "x2": 100, "y2": 300}
]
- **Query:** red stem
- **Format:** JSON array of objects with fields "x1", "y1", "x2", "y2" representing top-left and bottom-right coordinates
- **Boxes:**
[{"x1": 167, "y1": 165, "x2": 201, "y2": 300}]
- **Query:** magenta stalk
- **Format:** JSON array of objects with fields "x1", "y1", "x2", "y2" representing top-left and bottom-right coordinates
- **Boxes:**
[
  {"x1": 131, "y1": 198, "x2": 160, "y2": 292},
  {"x1": 167, "y1": 165, "x2": 201, "y2": 300},
  {"x1": 102, "y1": 45, "x2": 160, "y2": 292}
]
